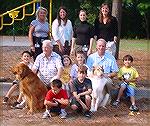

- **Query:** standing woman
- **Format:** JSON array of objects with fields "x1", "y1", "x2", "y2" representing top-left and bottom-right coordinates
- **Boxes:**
[
  {"x1": 70, "y1": 10, "x2": 94, "y2": 56},
  {"x1": 29, "y1": 7, "x2": 50, "y2": 61},
  {"x1": 94, "y1": 3, "x2": 118, "y2": 56},
  {"x1": 52, "y1": 6, "x2": 73, "y2": 56}
]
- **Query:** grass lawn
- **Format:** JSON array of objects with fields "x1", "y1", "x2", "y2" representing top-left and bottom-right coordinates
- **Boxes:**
[{"x1": 119, "y1": 39, "x2": 150, "y2": 52}]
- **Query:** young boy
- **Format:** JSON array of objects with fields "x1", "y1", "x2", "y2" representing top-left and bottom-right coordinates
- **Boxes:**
[
  {"x1": 3, "y1": 51, "x2": 33, "y2": 108},
  {"x1": 113, "y1": 55, "x2": 139, "y2": 111},
  {"x1": 70, "y1": 65, "x2": 92, "y2": 118},
  {"x1": 42, "y1": 79, "x2": 69, "y2": 119}
]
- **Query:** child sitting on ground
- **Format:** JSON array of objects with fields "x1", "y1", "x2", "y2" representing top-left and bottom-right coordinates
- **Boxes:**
[
  {"x1": 70, "y1": 65, "x2": 92, "y2": 118},
  {"x1": 60, "y1": 55, "x2": 72, "y2": 98},
  {"x1": 113, "y1": 55, "x2": 139, "y2": 112},
  {"x1": 42, "y1": 79, "x2": 69, "y2": 119},
  {"x1": 3, "y1": 51, "x2": 33, "y2": 109}
]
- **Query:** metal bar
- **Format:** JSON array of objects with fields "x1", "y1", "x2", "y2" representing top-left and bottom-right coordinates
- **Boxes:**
[
  {"x1": 0, "y1": 17, "x2": 4, "y2": 30},
  {"x1": 25, "y1": 2, "x2": 36, "y2": 16},
  {"x1": 49, "y1": 0, "x2": 52, "y2": 36},
  {"x1": 14, "y1": 7, "x2": 25, "y2": 21},
  {"x1": 0, "y1": 0, "x2": 41, "y2": 17}
]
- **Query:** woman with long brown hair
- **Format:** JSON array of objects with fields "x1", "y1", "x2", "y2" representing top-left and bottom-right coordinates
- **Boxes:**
[
  {"x1": 94, "y1": 3, "x2": 118, "y2": 56},
  {"x1": 52, "y1": 6, "x2": 73, "y2": 56}
]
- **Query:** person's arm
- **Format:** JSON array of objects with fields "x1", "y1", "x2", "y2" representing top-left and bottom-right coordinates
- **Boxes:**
[
  {"x1": 70, "y1": 37, "x2": 76, "y2": 54},
  {"x1": 54, "y1": 98, "x2": 69, "y2": 106},
  {"x1": 44, "y1": 99, "x2": 58, "y2": 107},
  {"x1": 56, "y1": 67, "x2": 63, "y2": 79},
  {"x1": 73, "y1": 91, "x2": 80, "y2": 100},
  {"x1": 113, "y1": 17, "x2": 118, "y2": 42},
  {"x1": 87, "y1": 38, "x2": 94, "y2": 56},
  {"x1": 28, "y1": 25, "x2": 35, "y2": 52},
  {"x1": 104, "y1": 72, "x2": 117, "y2": 79},
  {"x1": 78, "y1": 88, "x2": 92, "y2": 97},
  {"x1": 31, "y1": 57, "x2": 40, "y2": 74},
  {"x1": 52, "y1": 19, "x2": 64, "y2": 52}
]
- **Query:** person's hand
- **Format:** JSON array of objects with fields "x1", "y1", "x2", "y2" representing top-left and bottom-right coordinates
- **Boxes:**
[
  {"x1": 30, "y1": 46, "x2": 35, "y2": 52},
  {"x1": 57, "y1": 40, "x2": 64, "y2": 53},
  {"x1": 70, "y1": 48, "x2": 74, "y2": 55},
  {"x1": 114, "y1": 36, "x2": 117, "y2": 43},
  {"x1": 75, "y1": 94, "x2": 81, "y2": 101}
]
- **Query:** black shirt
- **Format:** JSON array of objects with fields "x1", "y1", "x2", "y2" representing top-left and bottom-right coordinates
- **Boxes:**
[
  {"x1": 94, "y1": 16, "x2": 118, "y2": 42},
  {"x1": 73, "y1": 21, "x2": 94, "y2": 46},
  {"x1": 72, "y1": 78, "x2": 92, "y2": 94}
]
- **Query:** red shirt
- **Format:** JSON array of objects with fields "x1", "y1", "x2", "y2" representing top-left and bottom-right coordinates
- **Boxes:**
[{"x1": 45, "y1": 89, "x2": 68, "y2": 101}]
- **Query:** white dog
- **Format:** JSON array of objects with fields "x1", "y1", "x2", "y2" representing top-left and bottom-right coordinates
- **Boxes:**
[{"x1": 89, "y1": 66, "x2": 110, "y2": 112}]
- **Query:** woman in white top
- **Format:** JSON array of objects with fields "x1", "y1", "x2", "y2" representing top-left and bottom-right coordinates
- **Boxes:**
[{"x1": 52, "y1": 6, "x2": 73, "y2": 56}]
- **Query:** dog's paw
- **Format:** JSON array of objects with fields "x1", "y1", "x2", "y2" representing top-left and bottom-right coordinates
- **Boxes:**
[{"x1": 27, "y1": 110, "x2": 33, "y2": 115}]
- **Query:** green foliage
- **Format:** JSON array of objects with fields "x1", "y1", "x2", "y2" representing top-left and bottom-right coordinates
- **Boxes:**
[
  {"x1": 80, "y1": 0, "x2": 97, "y2": 25},
  {"x1": 137, "y1": 2, "x2": 150, "y2": 15}
]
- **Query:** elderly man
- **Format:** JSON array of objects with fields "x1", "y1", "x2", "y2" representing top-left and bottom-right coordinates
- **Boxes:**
[
  {"x1": 32, "y1": 40, "x2": 63, "y2": 89},
  {"x1": 86, "y1": 38, "x2": 119, "y2": 93}
]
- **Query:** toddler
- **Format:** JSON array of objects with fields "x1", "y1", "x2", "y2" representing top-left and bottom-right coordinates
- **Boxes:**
[{"x1": 60, "y1": 55, "x2": 72, "y2": 98}]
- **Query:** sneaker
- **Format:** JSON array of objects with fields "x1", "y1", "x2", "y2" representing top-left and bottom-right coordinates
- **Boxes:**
[
  {"x1": 60, "y1": 109, "x2": 67, "y2": 119},
  {"x1": 42, "y1": 109, "x2": 51, "y2": 119},
  {"x1": 112, "y1": 100, "x2": 120, "y2": 106},
  {"x1": 84, "y1": 111, "x2": 91, "y2": 118},
  {"x1": 15, "y1": 100, "x2": 26, "y2": 109},
  {"x1": 3, "y1": 97, "x2": 9, "y2": 104},
  {"x1": 11, "y1": 101, "x2": 20, "y2": 109},
  {"x1": 129, "y1": 105, "x2": 139, "y2": 112}
]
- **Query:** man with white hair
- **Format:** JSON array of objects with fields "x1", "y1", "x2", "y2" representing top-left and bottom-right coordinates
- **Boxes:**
[
  {"x1": 86, "y1": 38, "x2": 119, "y2": 93},
  {"x1": 32, "y1": 40, "x2": 63, "y2": 89}
]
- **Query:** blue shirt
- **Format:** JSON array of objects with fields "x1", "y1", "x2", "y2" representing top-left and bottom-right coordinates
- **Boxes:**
[{"x1": 86, "y1": 51, "x2": 119, "y2": 74}]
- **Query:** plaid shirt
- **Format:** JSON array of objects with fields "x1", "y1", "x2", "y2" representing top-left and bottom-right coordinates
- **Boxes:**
[{"x1": 32, "y1": 52, "x2": 63, "y2": 86}]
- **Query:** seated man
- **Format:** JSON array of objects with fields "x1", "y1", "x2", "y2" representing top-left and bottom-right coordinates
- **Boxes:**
[
  {"x1": 70, "y1": 65, "x2": 92, "y2": 118},
  {"x1": 86, "y1": 38, "x2": 119, "y2": 94},
  {"x1": 42, "y1": 79, "x2": 69, "y2": 119}
]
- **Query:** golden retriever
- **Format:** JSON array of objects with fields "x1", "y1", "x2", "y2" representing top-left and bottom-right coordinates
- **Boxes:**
[{"x1": 11, "y1": 63, "x2": 48, "y2": 114}]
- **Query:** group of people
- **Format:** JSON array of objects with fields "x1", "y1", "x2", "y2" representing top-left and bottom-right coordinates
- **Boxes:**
[
  {"x1": 3, "y1": 2, "x2": 140, "y2": 119},
  {"x1": 28, "y1": 2, "x2": 118, "y2": 60}
]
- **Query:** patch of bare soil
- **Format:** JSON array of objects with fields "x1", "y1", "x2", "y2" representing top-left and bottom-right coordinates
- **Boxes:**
[{"x1": 1, "y1": 97, "x2": 150, "y2": 126}]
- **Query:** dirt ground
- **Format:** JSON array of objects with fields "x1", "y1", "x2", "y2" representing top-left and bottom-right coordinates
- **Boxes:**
[{"x1": 0, "y1": 46, "x2": 150, "y2": 126}]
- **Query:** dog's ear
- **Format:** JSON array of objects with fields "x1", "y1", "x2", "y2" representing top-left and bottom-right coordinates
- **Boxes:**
[
  {"x1": 10, "y1": 65, "x2": 17, "y2": 75},
  {"x1": 19, "y1": 63, "x2": 30, "y2": 78}
]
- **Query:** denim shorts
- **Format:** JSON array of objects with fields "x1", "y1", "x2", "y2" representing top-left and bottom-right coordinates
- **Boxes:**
[{"x1": 120, "y1": 82, "x2": 135, "y2": 97}]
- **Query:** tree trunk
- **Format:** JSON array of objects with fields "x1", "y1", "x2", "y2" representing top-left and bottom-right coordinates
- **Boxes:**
[
  {"x1": 112, "y1": 0, "x2": 122, "y2": 60},
  {"x1": 144, "y1": 13, "x2": 150, "y2": 39}
]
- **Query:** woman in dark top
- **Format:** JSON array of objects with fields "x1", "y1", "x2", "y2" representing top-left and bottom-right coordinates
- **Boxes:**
[
  {"x1": 94, "y1": 3, "x2": 118, "y2": 42},
  {"x1": 94, "y1": 3, "x2": 118, "y2": 57},
  {"x1": 70, "y1": 10, "x2": 94, "y2": 56}
]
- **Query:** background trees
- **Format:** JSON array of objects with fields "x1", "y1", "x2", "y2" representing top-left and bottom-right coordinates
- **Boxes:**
[{"x1": 0, "y1": 0, "x2": 150, "y2": 39}]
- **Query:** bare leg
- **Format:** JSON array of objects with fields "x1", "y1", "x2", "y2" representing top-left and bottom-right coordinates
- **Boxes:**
[
  {"x1": 130, "y1": 96, "x2": 135, "y2": 105},
  {"x1": 16, "y1": 92, "x2": 23, "y2": 102},
  {"x1": 116, "y1": 86, "x2": 126, "y2": 101},
  {"x1": 85, "y1": 95, "x2": 91, "y2": 110},
  {"x1": 5, "y1": 84, "x2": 18, "y2": 98}
]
